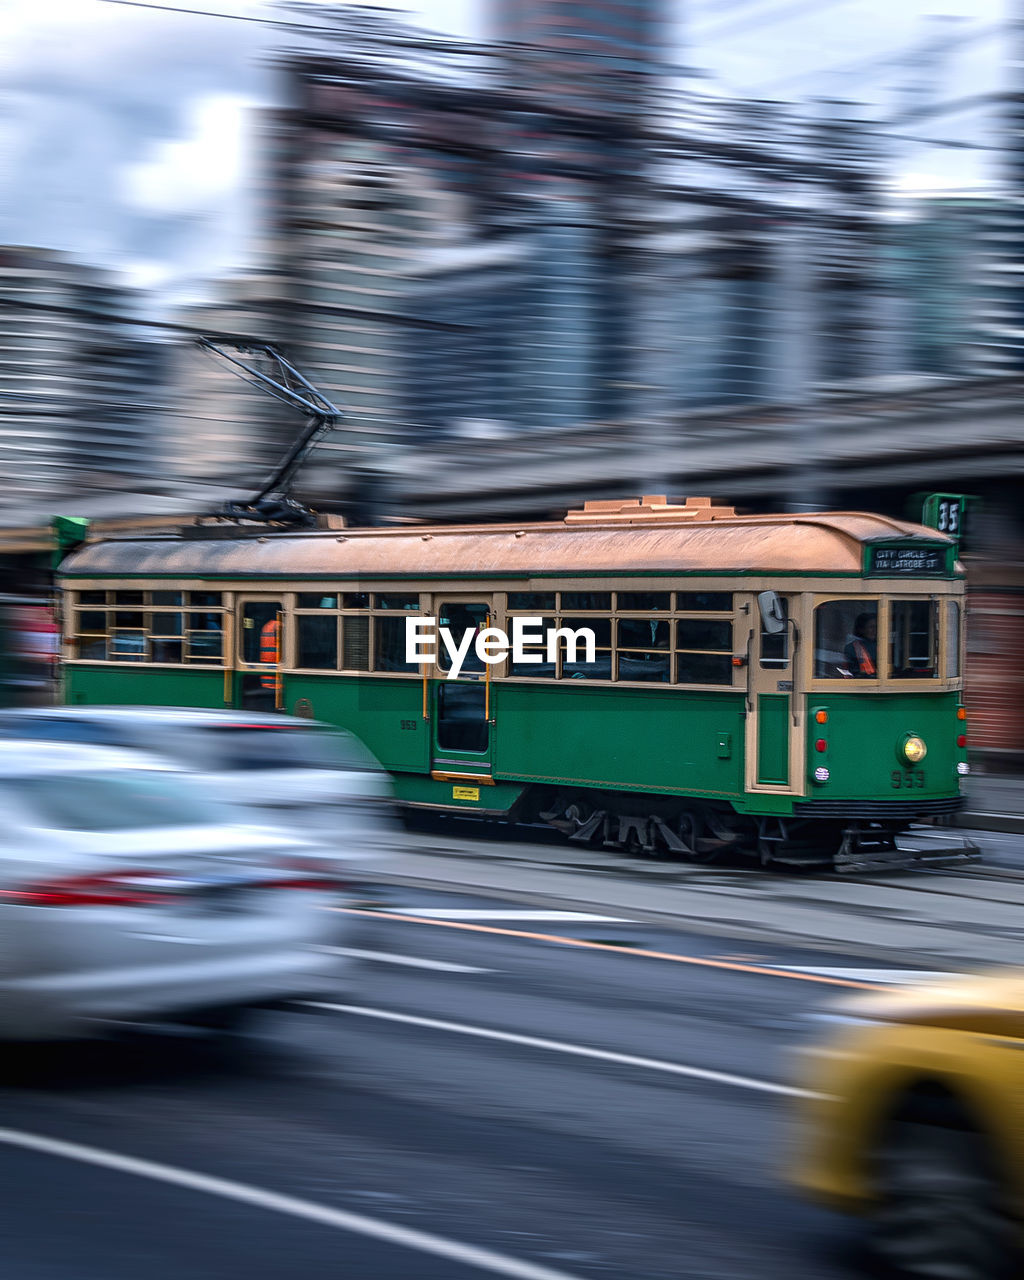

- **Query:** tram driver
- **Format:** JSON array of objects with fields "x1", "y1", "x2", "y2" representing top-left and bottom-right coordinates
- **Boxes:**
[{"x1": 843, "y1": 611, "x2": 877, "y2": 678}]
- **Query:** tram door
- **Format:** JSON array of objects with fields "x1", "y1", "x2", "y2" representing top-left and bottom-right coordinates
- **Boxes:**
[
  {"x1": 236, "y1": 596, "x2": 286, "y2": 712},
  {"x1": 430, "y1": 599, "x2": 493, "y2": 786},
  {"x1": 744, "y1": 591, "x2": 798, "y2": 793}
]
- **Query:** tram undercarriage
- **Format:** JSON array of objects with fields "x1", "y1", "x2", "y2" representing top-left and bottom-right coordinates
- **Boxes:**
[{"x1": 534, "y1": 789, "x2": 980, "y2": 872}]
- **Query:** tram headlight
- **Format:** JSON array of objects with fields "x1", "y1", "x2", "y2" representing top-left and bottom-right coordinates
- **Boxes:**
[
  {"x1": 813, "y1": 766, "x2": 830, "y2": 784},
  {"x1": 899, "y1": 734, "x2": 928, "y2": 765}
]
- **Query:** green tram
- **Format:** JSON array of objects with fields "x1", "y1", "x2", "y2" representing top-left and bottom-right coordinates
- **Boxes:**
[{"x1": 56, "y1": 495, "x2": 972, "y2": 870}]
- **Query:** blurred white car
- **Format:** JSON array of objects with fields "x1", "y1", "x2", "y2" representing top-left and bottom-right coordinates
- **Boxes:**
[
  {"x1": 0, "y1": 741, "x2": 356, "y2": 1041},
  {"x1": 0, "y1": 707, "x2": 396, "y2": 862}
]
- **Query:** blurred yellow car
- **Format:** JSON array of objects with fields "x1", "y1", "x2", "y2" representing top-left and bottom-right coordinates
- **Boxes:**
[{"x1": 792, "y1": 971, "x2": 1024, "y2": 1279}]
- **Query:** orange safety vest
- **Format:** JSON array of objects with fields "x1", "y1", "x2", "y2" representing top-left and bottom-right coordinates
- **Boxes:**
[
  {"x1": 851, "y1": 638, "x2": 875, "y2": 676},
  {"x1": 259, "y1": 618, "x2": 281, "y2": 691}
]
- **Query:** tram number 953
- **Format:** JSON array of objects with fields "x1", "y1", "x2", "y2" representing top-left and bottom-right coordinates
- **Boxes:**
[{"x1": 891, "y1": 769, "x2": 925, "y2": 789}]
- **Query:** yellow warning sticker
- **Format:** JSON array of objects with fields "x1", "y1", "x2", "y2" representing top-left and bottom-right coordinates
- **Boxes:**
[{"x1": 452, "y1": 786, "x2": 480, "y2": 801}]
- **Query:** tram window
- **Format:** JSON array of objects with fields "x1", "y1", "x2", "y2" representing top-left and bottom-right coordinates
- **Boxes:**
[
  {"x1": 375, "y1": 594, "x2": 419, "y2": 611},
  {"x1": 298, "y1": 594, "x2": 337, "y2": 609},
  {"x1": 342, "y1": 593, "x2": 370, "y2": 609},
  {"x1": 759, "y1": 599, "x2": 789, "y2": 669},
  {"x1": 616, "y1": 618, "x2": 670, "y2": 682},
  {"x1": 110, "y1": 630, "x2": 147, "y2": 662},
  {"x1": 675, "y1": 619, "x2": 733, "y2": 685},
  {"x1": 76, "y1": 628, "x2": 107, "y2": 660},
  {"x1": 298, "y1": 615, "x2": 338, "y2": 669},
  {"x1": 559, "y1": 617, "x2": 612, "y2": 680},
  {"x1": 946, "y1": 601, "x2": 961, "y2": 678},
  {"x1": 342, "y1": 615, "x2": 370, "y2": 670},
  {"x1": 678, "y1": 653, "x2": 732, "y2": 685},
  {"x1": 152, "y1": 591, "x2": 183, "y2": 606},
  {"x1": 814, "y1": 600, "x2": 877, "y2": 679},
  {"x1": 187, "y1": 613, "x2": 223, "y2": 664},
  {"x1": 77, "y1": 611, "x2": 106, "y2": 634},
  {"x1": 74, "y1": 611, "x2": 107, "y2": 660},
  {"x1": 189, "y1": 612, "x2": 222, "y2": 633},
  {"x1": 618, "y1": 618, "x2": 669, "y2": 649},
  {"x1": 507, "y1": 592, "x2": 556, "y2": 611},
  {"x1": 676, "y1": 592, "x2": 732, "y2": 611},
  {"x1": 375, "y1": 616, "x2": 419, "y2": 672},
  {"x1": 151, "y1": 613, "x2": 183, "y2": 636},
  {"x1": 617, "y1": 592, "x2": 670, "y2": 612},
  {"x1": 437, "y1": 603, "x2": 489, "y2": 675},
  {"x1": 436, "y1": 683, "x2": 488, "y2": 754},
  {"x1": 510, "y1": 616, "x2": 556, "y2": 677},
  {"x1": 151, "y1": 639, "x2": 183, "y2": 664},
  {"x1": 79, "y1": 590, "x2": 107, "y2": 605},
  {"x1": 189, "y1": 592, "x2": 222, "y2": 608},
  {"x1": 187, "y1": 631, "x2": 222, "y2": 663},
  {"x1": 890, "y1": 600, "x2": 939, "y2": 679},
  {"x1": 114, "y1": 611, "x2": 144, "y2": 628},
  {"x1": 676, "y1": 619, "x2": 731, "y2": 651},
  {"x1": 559, "y1": 592, "x2": 611, "y2": 611},
  {"x1": 113, "y1": 591, "x2": 144, "y2": 606}
]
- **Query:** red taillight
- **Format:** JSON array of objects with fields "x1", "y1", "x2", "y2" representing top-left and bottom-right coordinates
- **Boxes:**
[
  {"x1": 814, "y1": 738, "x2": 827, "y2": 753},
  {"x1": 0, "y1": 871, "x2": 165, "y2": 908},
  {"x1": 268, "y1": 858, "x2": 345, "y2": 893},
  {"x1": 266, "y1": 876, "x2": 345, "y2": 892},
  {"x1": 957, "y1": 734, "x2": 967, "y2": 748}
]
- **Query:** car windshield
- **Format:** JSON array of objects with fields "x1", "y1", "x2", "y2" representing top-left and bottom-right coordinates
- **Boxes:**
[
  {"x1": 197, "y1": 726, "x2": 379, "y2": 773},
  {"x1": 0, "y1": 770, "x2": 227, "y2": 832}
]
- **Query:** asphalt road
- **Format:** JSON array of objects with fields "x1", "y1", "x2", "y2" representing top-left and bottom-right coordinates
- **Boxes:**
[{"x1": 0, "y1": 882, "x2": 940, "y2": 1280}]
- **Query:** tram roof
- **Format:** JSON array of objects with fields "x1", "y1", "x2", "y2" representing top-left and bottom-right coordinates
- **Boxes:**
[{"x1": 58, "y1": 499, "x2": 959, "y2": 581}]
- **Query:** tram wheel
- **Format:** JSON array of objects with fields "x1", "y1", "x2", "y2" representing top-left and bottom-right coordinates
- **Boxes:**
[{"x1": 678, "y1": 810, "x2": 720, "y2": 863}]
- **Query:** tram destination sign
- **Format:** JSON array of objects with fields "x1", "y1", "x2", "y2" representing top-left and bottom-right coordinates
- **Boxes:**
[{"x1": 866, "y1": 543, "x2": 948, "y2": 576}]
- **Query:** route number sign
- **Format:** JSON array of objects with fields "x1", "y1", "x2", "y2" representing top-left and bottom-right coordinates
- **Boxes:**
[{"x1": 921, "y1": 493, "x2": 967, "y2": 542}]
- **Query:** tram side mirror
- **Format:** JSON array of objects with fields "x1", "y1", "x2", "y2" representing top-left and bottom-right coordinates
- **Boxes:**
[{"x1": 758, "y1": 591, "x2": 786, "y2": 635}]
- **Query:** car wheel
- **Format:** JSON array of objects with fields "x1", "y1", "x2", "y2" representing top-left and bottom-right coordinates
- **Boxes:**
[{"x1": 870, "y1": 1115, "x2": 1019, "y2": 1280}]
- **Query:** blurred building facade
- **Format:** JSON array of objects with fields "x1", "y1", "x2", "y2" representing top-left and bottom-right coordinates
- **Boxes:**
[
  {"x1": 260, "y1": 5, "x2": 885, "y2": 517},
  {"x1": 168, "y1": 274, "x2": 285, "y2": 493},
  {"x1": 492, "y1": 0, "x2": 670, "y2": 111},
  {"x1": 0, "y1": 247, "x2": 169, "y2": 517}
]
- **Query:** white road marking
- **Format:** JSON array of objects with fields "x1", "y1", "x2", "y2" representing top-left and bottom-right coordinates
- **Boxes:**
[
  {"x1": 380, "y1": 908, "x2": 628, "y2": 923},
  {"x1": 308, "y1": 1003, "x2": 820, "y2": 1100},
  {"x1": 0, "y1": 1127, "x2": 587, "y2": 1280},
  {"x1": 316, "y1": 945, "x2": 492, "y2": 974},
  {"x1": 781, "y1": 967, "x2": 958, "y2": 985}
]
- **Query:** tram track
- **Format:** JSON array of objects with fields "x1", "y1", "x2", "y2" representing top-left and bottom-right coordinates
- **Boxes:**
[{"x1": 398, "y1": 815, "x2": 1024, "y2": 912}]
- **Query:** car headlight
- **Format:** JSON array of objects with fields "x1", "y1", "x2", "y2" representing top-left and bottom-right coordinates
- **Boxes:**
[{"x1": 899, "y1": 734, "x2": 927, "y2": 765}]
